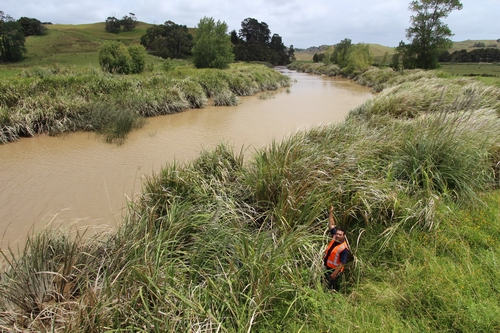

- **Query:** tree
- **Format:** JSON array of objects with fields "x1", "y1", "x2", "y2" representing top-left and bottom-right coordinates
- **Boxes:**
[
  {"x1": 313, "y1": 53, "x2": 325, "y2": 63},
  {"x1": 379, "y1": 51, "x2": 389, "y2": 67},
  {"x1": 127, "y1": 44, "x2": 146, "y2": 73},
  {"x1": 232, "y1": 18, "x2": 293, "y2": 65},
  {"x1": 230, "y1": 30, "x2": 240, "y2": 45},
  {"x1": 331, "y1": 38, "x2": 352, "y2": 68},
  {"x1": 17, "y1": 17, "x2": 46, "y2": 36},
  {"x1": 329, "y1": 38, "x2": 373, "y2": 75},
  {"x1": 287, "y1": 44, "x2": 295, "y2": 63},
  {"x1": 192, "y1": 17, "x2": 234, "y2": 69},
  {"x1": 269, "y1": 34, "x2": 288, "y2": 65},
  {"x1": 0, "y1": 12, "x2": 26, "y2": 62},
  {"x1": 392, "y1": 40, "x2": 418, "y2": 70},
  {"x1": 140, "y1": 21, "x2": 192, "y2": 59},
  {"x1": 239, "y1": 18, "x2": 270, "y2": 45},
  {"x1": 105, "y1": 16, "x2": 121, "y2": 33},
  {"x1": 344, "y1": 43, "x2": 373, "y2": 75},
  {"x1": 437, "y1": 49, "x2": 451, "y2": 62},
  {"x1": 404, "y1": 0, "x2": 463, "y2": 69},
  {"x1": 121, "y1": 13, "x2": 138, "y2": 31}
]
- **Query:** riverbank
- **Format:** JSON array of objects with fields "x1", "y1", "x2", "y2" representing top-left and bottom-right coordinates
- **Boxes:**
[
  {"x1": 1, "y1": 67, "x2": 500, "y2": 332},
  {"x1": 0, "y1": 63, "x2": 290, "y2": 144}
]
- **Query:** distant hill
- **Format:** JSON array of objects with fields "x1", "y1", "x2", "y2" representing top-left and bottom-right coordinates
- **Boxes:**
[
  {"x1": 294, "y1": 45, "x2": 333, "y2": 61},
  {"x1": 294, "y1": 40, "x2": 500, "y2": 63},
  {"x1": 294, "y1": 44, "x2": 395, "y2": 63},
  {"x1": 448, "y1": 39, "x2": 499, "y2": 53}
]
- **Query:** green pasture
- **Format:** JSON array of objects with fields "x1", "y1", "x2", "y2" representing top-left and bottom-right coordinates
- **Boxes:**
[
  {"x1": 1, "y1": 22, "x2": 161, "y2": 78},
  {"x1": 438, "y1": 62, "x2": 500, "y2": 87}
]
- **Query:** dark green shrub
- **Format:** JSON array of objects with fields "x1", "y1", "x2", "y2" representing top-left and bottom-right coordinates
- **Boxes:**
[
  {"x1": 98, "y1": 42, "x2": 147, "y2": 74},
  {"x1": 98, "y1": 41, "x2": 131, "y2": 74},
  {"x1": 127, "y1": 44, "x2": 146, "y2": 74}
]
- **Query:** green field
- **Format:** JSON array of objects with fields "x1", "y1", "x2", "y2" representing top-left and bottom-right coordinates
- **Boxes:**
[
  {"x1": 439, "y1": 62, "x2": 500, "y2": 76},
  {"x1": 1, "y1": 22, "x2": 162, "y2": 77}
]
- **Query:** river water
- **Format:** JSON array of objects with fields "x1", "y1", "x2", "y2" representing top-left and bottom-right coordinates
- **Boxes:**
[{"x1": 0, "y1": 68, "x2": 372, "y2": 251}]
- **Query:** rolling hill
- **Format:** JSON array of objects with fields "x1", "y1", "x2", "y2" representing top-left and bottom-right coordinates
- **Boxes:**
[
  {"x1": 294, "y1": 39, "x2": 500, "y2": 62},
  {"x1": 14, "y1": 22, "x2": 500, "y2": 67}
]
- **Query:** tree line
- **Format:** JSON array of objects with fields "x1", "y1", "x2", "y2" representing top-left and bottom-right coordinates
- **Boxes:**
[
  {"x1": 4, "y1": 0, "x2": 474, "y2": 71},
  {"x1": 0, "y1": 10, "x2": 46, "y2": 62},
  {"x1": 139, "y1": 17, "x2": 294, "y2": 66},
  {"x1": 1, "y1": 10, "x2": 294, "y2": 70},
  {"x1": 230, "y1": 18, "x2": 294, "y2": 65},
  {"x1": 439, "y1": 47, "x2": 500, "y2": 63},
  {"x1": 99, "y1": 16, "x2": 294, "y2": 74}
]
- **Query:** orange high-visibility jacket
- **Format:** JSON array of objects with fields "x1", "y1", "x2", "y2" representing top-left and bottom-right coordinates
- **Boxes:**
[{"x1": 324, "y1": 240, "x2": 348, "y2": 270}]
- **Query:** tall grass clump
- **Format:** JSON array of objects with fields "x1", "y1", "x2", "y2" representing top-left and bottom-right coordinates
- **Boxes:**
[
  {"x1": 354, "y1": 67, "x2": 402, "y2": 91},
  {"x1": 349, "y1": 75, "x2": 500, "y2": 225},
  {"x1": 174, "y1": 78, "x2": 208, "y2": 108},
  {"x1": 351, "y1": 77, "x2": 500, "y2": 120},
  {"x1": 0, "y1": 226, "x2": 109, "y2": 319},
  {"x1": 213, "y1": 90, "x2": 239, "y2": 106},
  {"x1": 288, "y1": 62, "x2": 341, "y2": 76},
  {"x1": 84, "y1": 102, "x2": 145, "y2": 144},
  {"x1": 391, "y1": 111, "x2": 498, "y2": 200}
]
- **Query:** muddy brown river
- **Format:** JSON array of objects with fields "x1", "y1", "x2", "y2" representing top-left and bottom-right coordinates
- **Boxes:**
[{"x1": 0, "y1": 68, "x2": 373, "y2": 251}]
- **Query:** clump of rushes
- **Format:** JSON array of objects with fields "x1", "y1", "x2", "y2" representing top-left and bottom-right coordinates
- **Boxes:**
[
  {"x1": 352, "y1": 78, "x2": 500, "y2": 120},
  {"x1": 226, "y1": 71, "x2": 259, "y2": 96},
  {"x1": 213, "y1": 90, "x2": 239, "y2": 106},
  {"x1": 288, "y1": 62, "x2": 342, "y2": 76},
  {"x1": 175, "y1": 78, "x2": 208, "y2": 108},
  {"x1": 0, "y1": 63, "x2": 290, "y2": 144},
  {"x1": 84, "y1": 102, "x2": 145, "y2": 144}
]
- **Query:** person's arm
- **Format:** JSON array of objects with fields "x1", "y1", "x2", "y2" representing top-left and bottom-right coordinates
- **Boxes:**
[
  {"x1": 328, "y1": 206, "x2": 337, "y2": 231},
  {"x1": 330, "y1": 264, "x2": 344, "y2": 279}
]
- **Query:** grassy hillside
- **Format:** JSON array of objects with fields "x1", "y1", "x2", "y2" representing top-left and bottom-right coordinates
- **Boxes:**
[
  {"x1": 1, "y1": 22, "x2": 164, "y2": 77},
  {"x1": 294, "y1": 45, "x2": 332, "y2": 61},
  {"x1": 294, "y1": 40, "x2": 500, "y2": 63},
  {"x1": 448, "y1": 39, "x2": 499, "y2": 53},
  {"x1": 294, "y1": 43, "x2": 396, "y2": 63}
]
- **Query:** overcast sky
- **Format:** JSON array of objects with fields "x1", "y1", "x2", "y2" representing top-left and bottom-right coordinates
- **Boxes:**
[{"x1": 2, "y1": 0, "x2": 497, "y2": 49}]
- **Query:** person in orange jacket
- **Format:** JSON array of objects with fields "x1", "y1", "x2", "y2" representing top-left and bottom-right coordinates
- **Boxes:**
[{"x1": 323, "y1": 206, "x2": 350, "y2": 290}]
